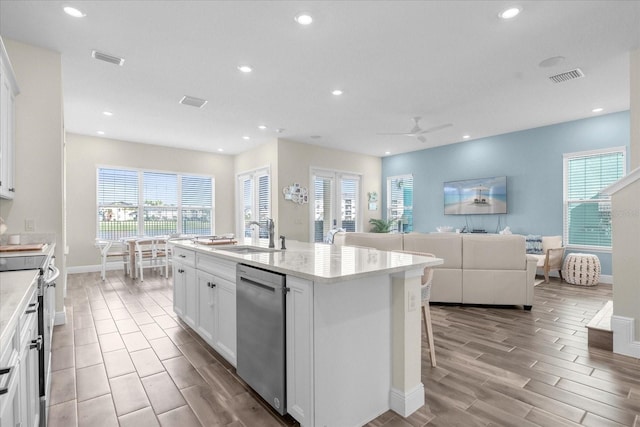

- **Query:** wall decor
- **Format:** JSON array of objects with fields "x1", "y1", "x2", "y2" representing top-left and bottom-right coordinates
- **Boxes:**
[
  {"x1": 368, "y1": 191, "x2": 378, "y2": 211},
  {"x1": 283, "y1": 183, "x2": 308, "y2": 204}
]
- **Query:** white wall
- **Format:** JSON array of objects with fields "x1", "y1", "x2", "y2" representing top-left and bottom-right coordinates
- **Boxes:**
[
  {"x1": 0, "y1": 39, "x2": 65, "y2": 311},
  {"x1": 277, "y1": 138, "x2": 381, "y2": 242},
  {"x1": 65, "y1": 133, "x2": 235, "y2": 268}
]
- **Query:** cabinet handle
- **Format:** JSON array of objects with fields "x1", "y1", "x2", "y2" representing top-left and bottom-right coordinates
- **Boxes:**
[
  {"x1": 25, "y1": 301, "x2": 39, "y2": 314},
  {"x1": 208, "y1": 282, "x2": 216, "y2": 288},
  {"x1": 178, "y1": 269, "x2": 184, "y2": 274},
  {"x1": 30, "y1": 336, "x2": 43, "y2": 351},
  {"x1": 0, "y1": 366, "x2": 14, "y2": 395},
  {"x1": 9, "y1": 188, "x2": 15, "y2": 192},
  {"x1": 179, "y1": 254, "x2": 186, "y2": 258}
]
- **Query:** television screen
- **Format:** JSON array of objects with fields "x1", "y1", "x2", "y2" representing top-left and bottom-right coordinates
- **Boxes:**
[{"x1": 444, "y1": 176, "x2": 507, "y2": 215}]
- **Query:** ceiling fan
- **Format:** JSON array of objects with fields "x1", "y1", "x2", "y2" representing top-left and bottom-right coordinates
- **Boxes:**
[{"x1": 377, "y1": 117, "x2": 453, "y2": 143}]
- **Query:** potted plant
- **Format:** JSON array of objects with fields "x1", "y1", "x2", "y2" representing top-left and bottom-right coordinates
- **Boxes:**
[{"x1": 369, "y1": 218, "x2": 396, "y2": 233}]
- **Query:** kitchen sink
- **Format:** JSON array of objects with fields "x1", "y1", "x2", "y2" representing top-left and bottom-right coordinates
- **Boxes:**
[{"x1": 216, "y1": 245, "x2": 280, "y2": 255}]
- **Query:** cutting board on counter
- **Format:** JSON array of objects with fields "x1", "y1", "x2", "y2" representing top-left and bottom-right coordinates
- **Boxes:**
[{"x1": 0, "y1": 243, "x2": 46, "y2": 252}]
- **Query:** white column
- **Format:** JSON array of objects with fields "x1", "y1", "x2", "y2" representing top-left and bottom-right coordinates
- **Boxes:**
[{"x1": 389, "y1": 268, "x2": 425, "y2": 416}]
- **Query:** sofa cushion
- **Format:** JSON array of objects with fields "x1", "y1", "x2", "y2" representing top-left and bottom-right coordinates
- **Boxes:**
[
  {"x1": 462, "y1": 234, "x2": 527, "y2": 270},
  {"x1": 402, "y1": 232, "x2": 462, "y2": 269},
  {"x1": 333, "y1": 232, "x2": 404, "y2": 251},
  {"x1": 525, "y1": 234, "x2": 543, "y2": 254}
]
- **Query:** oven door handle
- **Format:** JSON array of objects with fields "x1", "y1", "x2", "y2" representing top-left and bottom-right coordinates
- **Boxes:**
[{"x1": 45, "y1": 265, "x2": 60, "y2": 287}]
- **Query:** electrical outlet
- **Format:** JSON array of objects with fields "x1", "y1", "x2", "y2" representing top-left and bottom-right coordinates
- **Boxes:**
[
  {"x1": 25, "y1": 219, "x2": 35, "y2": 232},
  {"x1": 408, "y1": 290, "x2": 418, "y2": 312}
]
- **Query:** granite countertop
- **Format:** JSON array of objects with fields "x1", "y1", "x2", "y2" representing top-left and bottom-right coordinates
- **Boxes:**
[
  {"x1": 0, "y1": 270, "x2": 39, "y2": 351},
  {"x1": 170, "y1": 239, "x2": 443, "y2": 284}
]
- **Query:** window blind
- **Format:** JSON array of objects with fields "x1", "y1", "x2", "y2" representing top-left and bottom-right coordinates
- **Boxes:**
[
  {"x1": 387, "y1": 175, "x2": 414, "y2": 232},
  {"x1": 565, "y1": 150, "x2": 625, "y2": 248},
  {"x1": 341, "y1": 178, "x2": 358, "y2": 232},
  {"x1": 97, "y1": 167, "x2": 213, "y2": 239}
]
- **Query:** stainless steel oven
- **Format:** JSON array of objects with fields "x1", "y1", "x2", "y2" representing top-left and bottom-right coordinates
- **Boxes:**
[{"x1": 0, "y1": 252, "x2": 58, "y2": 427}]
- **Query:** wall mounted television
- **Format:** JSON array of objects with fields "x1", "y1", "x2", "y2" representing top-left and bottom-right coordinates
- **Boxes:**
[{"x1": 444, "y1": 176, "x2": 507, "y2": 215}]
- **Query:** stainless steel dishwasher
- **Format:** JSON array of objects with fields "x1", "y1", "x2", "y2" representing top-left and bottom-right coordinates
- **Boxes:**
[{"x1": 236, "y1": 263, "x2": 287, "y2": 415}]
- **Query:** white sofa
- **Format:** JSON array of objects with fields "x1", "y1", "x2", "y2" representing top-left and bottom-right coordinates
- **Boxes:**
[{"x1": 333, "y1": 232, "x2": 538, "y2": 310}]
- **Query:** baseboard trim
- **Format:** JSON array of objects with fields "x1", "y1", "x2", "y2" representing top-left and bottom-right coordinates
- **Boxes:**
[
  {"x1": 54, "y1": 307, "x2": 67, "y2": 326},
  {"x1": 66, "y1": 263, "x2": 122, "y2": 274},
  {"x1": 599, "y1": 274, "x2": 613, "y2": 285},
  {"x1": 389, "y1": 384, "x2": 425, "y2": 417},
  {"x1": 611, "y1": 315, "x2": 640, "y2": 359}
]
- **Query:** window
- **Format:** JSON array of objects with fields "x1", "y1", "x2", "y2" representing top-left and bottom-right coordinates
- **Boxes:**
[
  {"x1": 97, "y1": 167, "x2": 214, "y2": 240},
  {"x1": 237, "y1": 168, "x2": 271, "y2": 239},
  {"x1": 311, "y1": 169, "x2": 361, "y2": 242},
  {"x1": 563, "y1": 147, "x2": 625, "y2": 249},
  {"x1": 386, "y1": 175, "x2": 413, "y2": 232}
]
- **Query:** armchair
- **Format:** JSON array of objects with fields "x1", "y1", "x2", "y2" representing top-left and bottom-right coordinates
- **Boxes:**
[{"x1": 530, "y1": 236, "x2": 565, "y2": 283}]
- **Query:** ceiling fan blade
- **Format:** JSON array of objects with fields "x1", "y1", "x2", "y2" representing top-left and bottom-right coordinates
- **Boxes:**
[
  {"x1": 416, "y1": 123, "x2": 453, "y2": 134},
  {"x1": 417, "y1": 135, "x2": 427, "y2": 143},
  {"x1": 377, "y1": 132, "x2": 416, "y2": 136},
  {"x1": 408, "y1": 116, "x2": 422, "y2": 134}
]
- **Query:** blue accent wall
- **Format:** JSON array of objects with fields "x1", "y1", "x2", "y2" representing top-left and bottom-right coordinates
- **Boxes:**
[{"x1": 381, "y1": 111, "x2": 630, "y2": 276}]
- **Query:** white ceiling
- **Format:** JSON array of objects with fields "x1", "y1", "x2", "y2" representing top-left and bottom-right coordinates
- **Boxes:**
[{"x1": 1, "y1": 1, "x2": 639, "y2": 157}]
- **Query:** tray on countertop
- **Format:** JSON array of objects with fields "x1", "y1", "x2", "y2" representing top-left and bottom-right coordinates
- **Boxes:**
[{"x1": 0, "y1": 243, "x2": 46, "y2": 252}]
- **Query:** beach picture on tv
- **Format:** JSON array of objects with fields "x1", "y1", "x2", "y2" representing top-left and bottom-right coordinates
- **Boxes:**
[{"x1": 444, "y1": 176, "x2": 507, "y2": 215}]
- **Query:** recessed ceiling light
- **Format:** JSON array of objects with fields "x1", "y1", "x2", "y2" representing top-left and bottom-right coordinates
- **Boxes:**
[
  {"x1": 331, "y1": 89, "x2": 343, "y2": 96},
  {"x1": 258, "y1": 125, "x2": 267, "y2": 130},
  {"x1": 294, "y1": 13, "x2": 313, "y2": 25},
  {"x1": 238, "y1": 65, "x2": 253, "y2": 73},
  {"x1": 103, "y1": 111, "x2": 113, "y2": 116},
  {"x1": 384, "y1": 151, "x2": 391, "y2": 155},
  {"x1": 217, "y1": 148, "x2": 224, "y2": 152},
  {"x1": 96, "y1": 131, "x2": 105, "y2": 135},
  {"x1": 499, "y1": 6, "x2": 521, "y2": 19},
  {"x1": 63, "y1": 6, "x2": 86, "y2": 18},
  {"x1": 242, "y1": 136, "x2": 250, "y2": 140},
  {"x1": 463, "y1": 135, "x2": 470, "y2": 139},
  {"x1": 592, "y1": 107, "x2": 604, "y2": 113}
]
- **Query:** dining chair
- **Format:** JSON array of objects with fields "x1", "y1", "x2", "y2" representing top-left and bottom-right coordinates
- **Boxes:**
[
  {"x1": 95, "y1": 239, "x2": 130, "y2": 281},
  {"x1": 134, "y1": 237, "x2": 169, "y2": 281}
]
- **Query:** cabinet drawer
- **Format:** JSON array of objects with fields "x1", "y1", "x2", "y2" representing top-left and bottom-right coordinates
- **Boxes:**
[
  {"x1": 19, "y1": 287, "x2": 38, "y2": 340},
  {"x1": 196, "y1": 254, "x2": 236, "y2": 282},
  {"x1": 172, "y1": 247, "x2": 195, "y2": 267}
]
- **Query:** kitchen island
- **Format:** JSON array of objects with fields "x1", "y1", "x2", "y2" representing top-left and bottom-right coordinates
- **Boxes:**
[{"x1": 169, "y1": 238, "x2": 443, "y2": 427}]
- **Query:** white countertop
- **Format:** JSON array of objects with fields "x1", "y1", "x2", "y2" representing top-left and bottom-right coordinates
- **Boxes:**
[
  {"x1": 0, "y1": 270, "x2": 39, "y2": 350},
  {"x1": 170, "y1": 239, "x2": 443, "y2": 283}
]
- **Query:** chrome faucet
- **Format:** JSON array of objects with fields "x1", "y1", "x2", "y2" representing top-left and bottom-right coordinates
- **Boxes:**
[{"x1": 249, "y1": 218, "x2": 276, "y2": 248}]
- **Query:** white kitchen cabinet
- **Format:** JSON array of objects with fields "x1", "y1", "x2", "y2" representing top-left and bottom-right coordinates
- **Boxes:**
[
  {"x1": 173, "y1": 262, "x2": 196, "y2": 328},
  {"x1": 0, "y1": 37, "x2": 19, "y2": 199},
  {"x1": 196, "y1": 270, "x2": 216, "y2": 345},
  {"x1": 213, "y1": 275, "x2": 236, "y2": 365},
  {"x1": 286, "y1": 276, "x2": 314, "y2": 426},
  {"x1": 0, "y1": 282, "x2": 38, "y2": 427}
]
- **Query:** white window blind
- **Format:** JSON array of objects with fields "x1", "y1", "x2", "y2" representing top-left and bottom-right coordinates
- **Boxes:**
[
  {"x1": 387, "y1": 175, "x2": 414, "y2": 232},
  {"x1": 564, "y1": 148, "x2": 625, "y2": 249},
  {"x1": 97, "y1": 167, "x2": 213, "y2": 239},
  {"x1": 237, "y1": 168, "x2": 271, "y2": 239},
  {"x1": 311, "y1": 170, "x2": 361, "y2": 242}
]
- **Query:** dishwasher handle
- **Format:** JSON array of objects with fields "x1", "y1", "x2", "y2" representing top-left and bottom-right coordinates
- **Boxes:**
[{"x1": 239, "y1": 276, "x2": 278, "y2": 293}]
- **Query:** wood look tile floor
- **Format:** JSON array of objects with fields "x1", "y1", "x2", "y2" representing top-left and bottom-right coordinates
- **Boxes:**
[{"x1": 49, "y1": 271, "x2": 640, "y2": 427}]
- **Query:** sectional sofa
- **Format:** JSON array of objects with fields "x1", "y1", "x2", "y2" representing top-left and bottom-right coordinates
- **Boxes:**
[{"x1": 333, "y1": 231, "x2": 538, "y2": 310}]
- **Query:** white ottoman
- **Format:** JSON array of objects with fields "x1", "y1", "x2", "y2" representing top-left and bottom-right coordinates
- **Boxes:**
[{"x1": 563, "y1": 253, "x2": 601, "y2": 286}]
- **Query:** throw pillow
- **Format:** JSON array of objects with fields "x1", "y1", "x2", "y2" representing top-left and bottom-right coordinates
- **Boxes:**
[{"x1": 525, "y1": 234, "x2": 543, "y2": 254}]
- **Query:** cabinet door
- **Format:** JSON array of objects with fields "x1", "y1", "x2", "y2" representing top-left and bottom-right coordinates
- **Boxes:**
[
  {"x1": 215, "y1": 276, "x2": 236, "y2": 366},
  {"x1": 196, "y1": 270, "x2": 217, "y2": 345},
  {"x1": 21, "y1": 324, "x2": 40, "y2": 427},
  {"x1": 0, "y1": 362, "x2": 21, "y2": 427},
  {"x1": 172, "y1": 262, "x2": 186, "y2": 318},
  {"x1": 0, "y1": 60, "x2": 16, "y2": 199},
  {"x1": 286, "y1": 276, "x2": 314, "y2": 426},
  {"x1": 183, "y1": 264, "x2": 198, "y2": 329}
]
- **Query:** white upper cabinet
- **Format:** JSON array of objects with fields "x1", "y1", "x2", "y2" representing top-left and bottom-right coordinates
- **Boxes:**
[{"x1": 0, "y1": 37, "x2": 19, "y2": 199}]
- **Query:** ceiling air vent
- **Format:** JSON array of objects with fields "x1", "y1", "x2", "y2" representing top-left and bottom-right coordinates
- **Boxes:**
[
  {"x1": 549, "y1": 68, "x2": 584, "y2": 83},
  {"x1": 179, "y1": 96, "x2": 208, "y2": 109},
  {"x1": 91, "y1": 50, "x2": 125, "y2": 66}
]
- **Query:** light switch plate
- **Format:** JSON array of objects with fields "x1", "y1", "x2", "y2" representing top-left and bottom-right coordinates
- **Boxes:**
[{"x1": 25, "y1": 218, "x2": 35, "y2": 231}]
